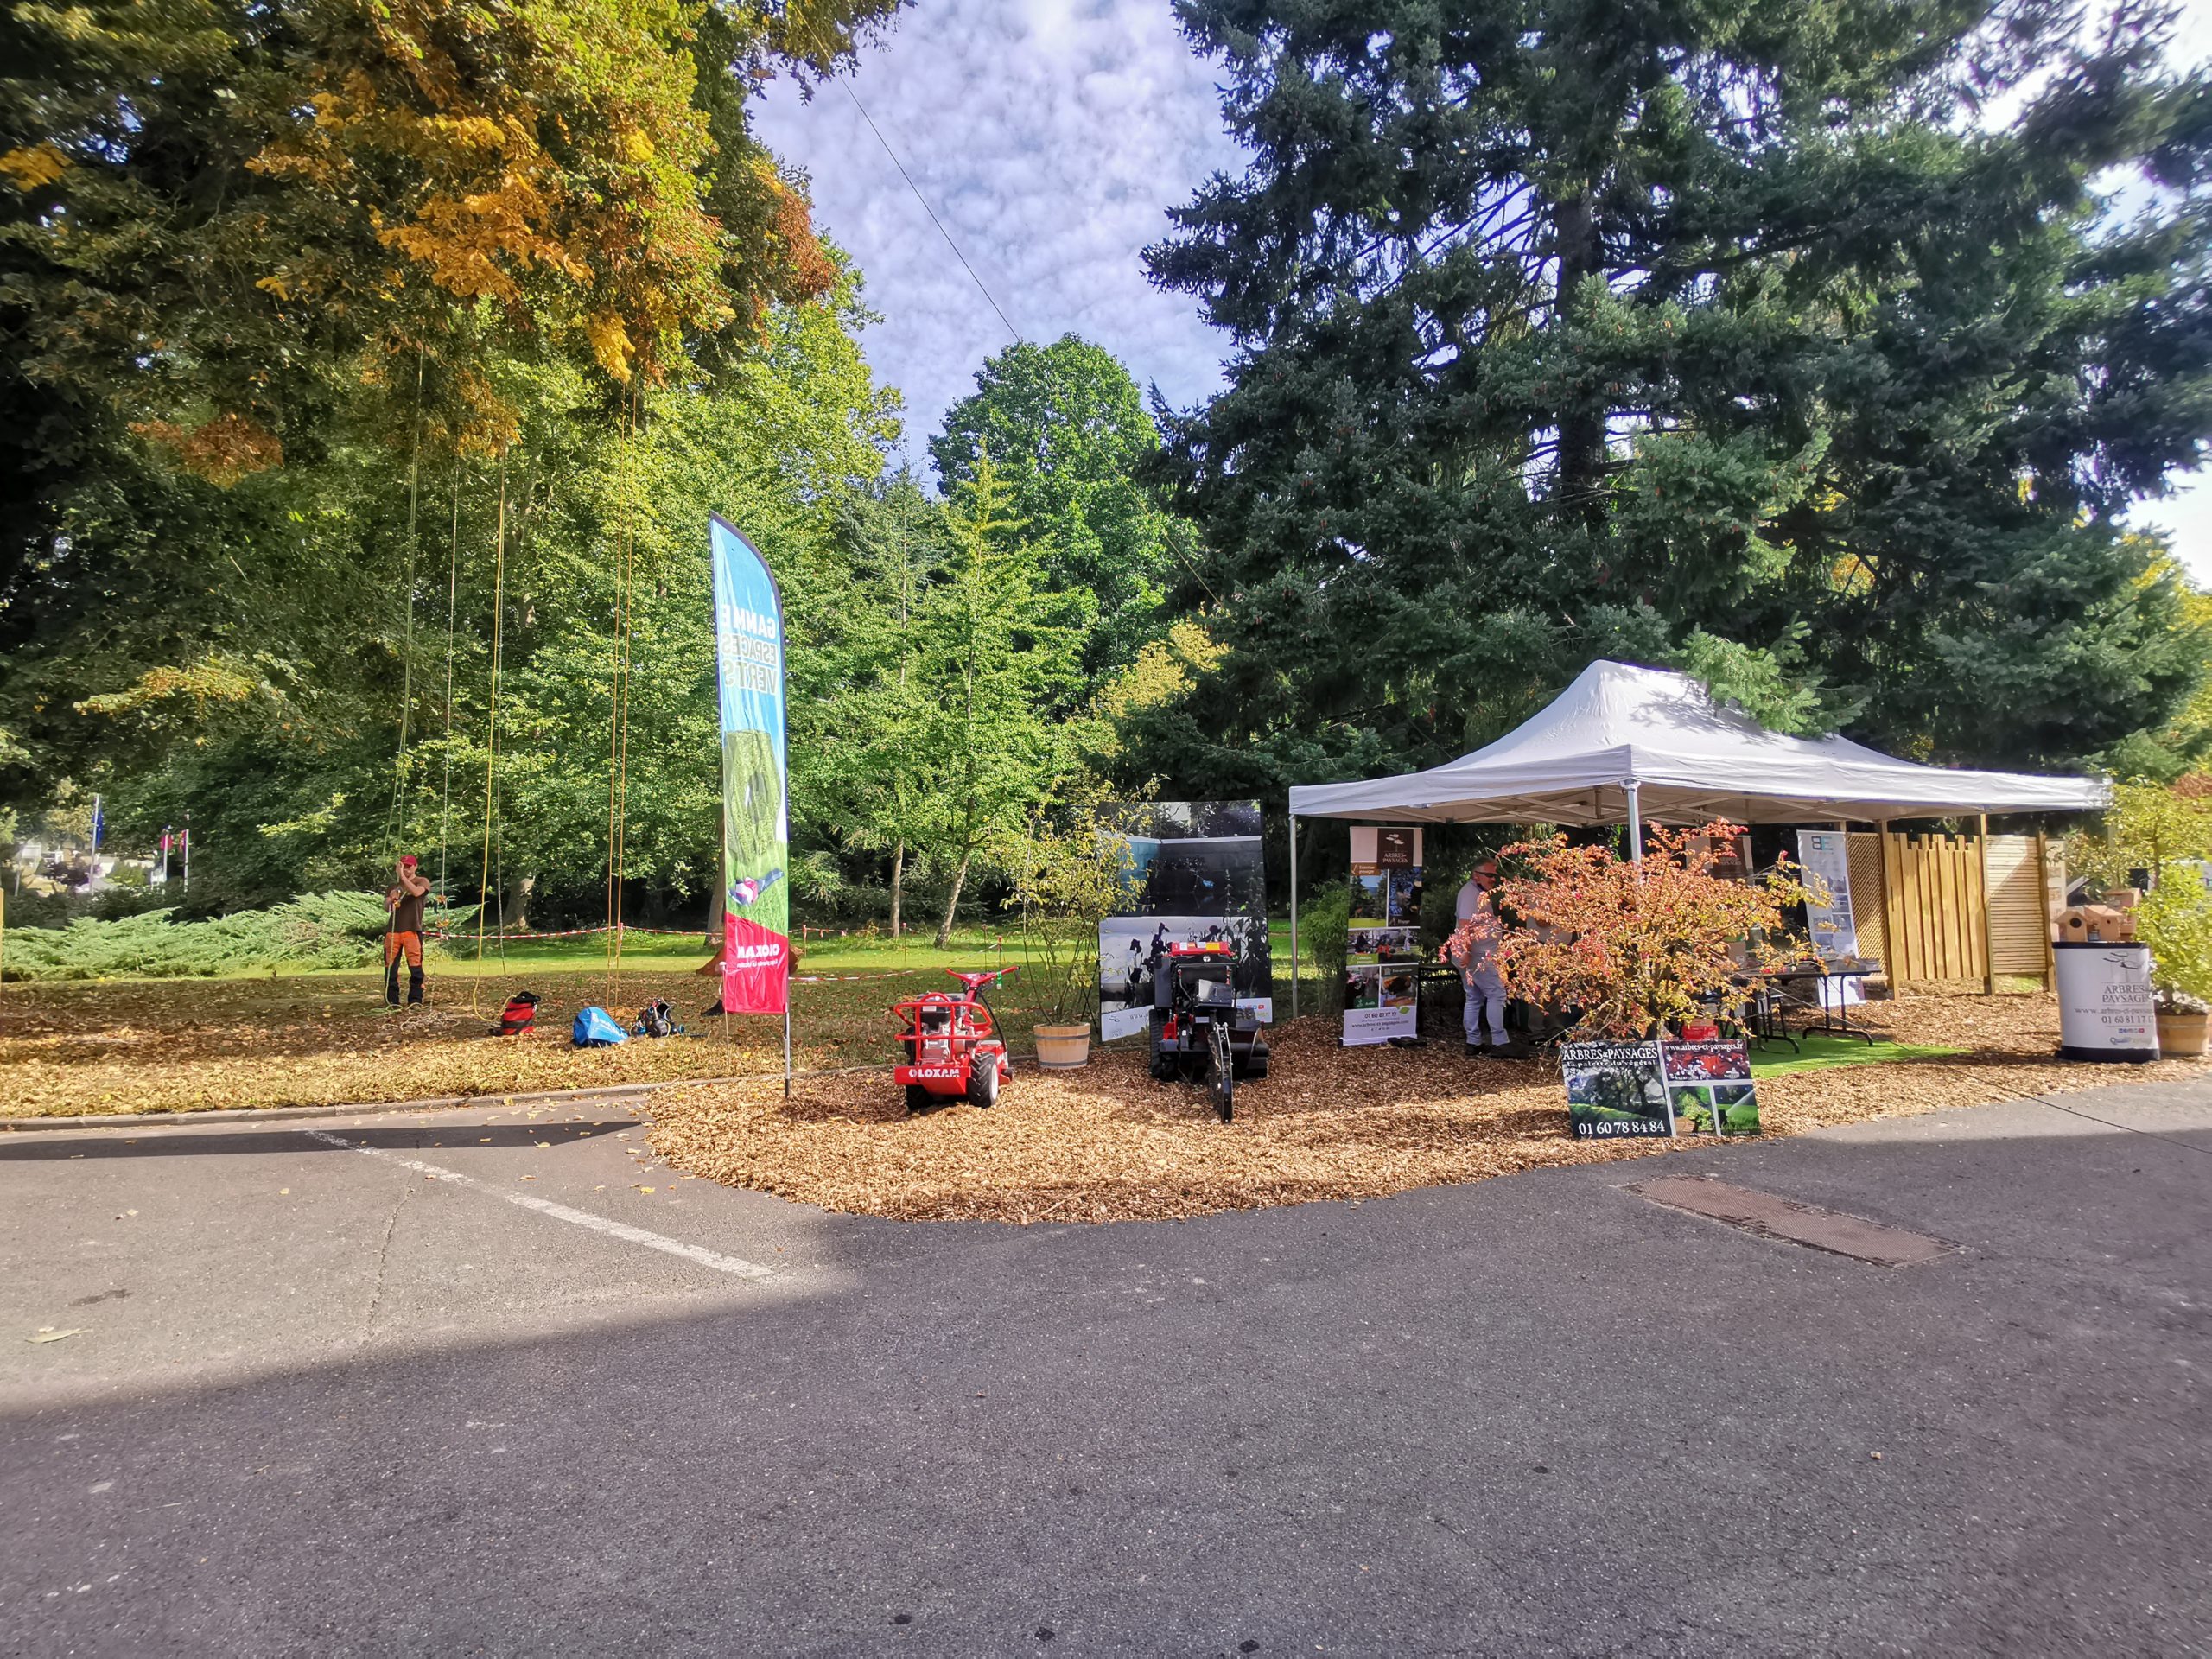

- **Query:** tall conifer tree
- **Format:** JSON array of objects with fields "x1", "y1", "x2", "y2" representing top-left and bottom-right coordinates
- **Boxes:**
[{"x1": 1147, "y1": 0, "x2": 2212, "y2": 782}]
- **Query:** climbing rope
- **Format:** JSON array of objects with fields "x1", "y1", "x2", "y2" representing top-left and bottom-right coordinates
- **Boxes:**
[
  {"x1": 603, "y1": 374, "x2": 645, "y2": 1005},
  {"x1": 382, "y1": 352, "x2": 427, "y2": 860},
  {"x1": 472, "y1": 455, "x2": 508, "y2": 1017},
  {"x1": 435, "y1": 468, "x2": 461, "y2": 995}
]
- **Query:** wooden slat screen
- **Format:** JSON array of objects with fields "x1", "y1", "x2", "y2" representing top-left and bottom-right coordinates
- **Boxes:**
[
  {"x1": 1984, "y1": 835, "x2": 2051, "y2": 978},
  {"x1": 1847, "y1": 835, "x2": 1886, "y2": 963}
]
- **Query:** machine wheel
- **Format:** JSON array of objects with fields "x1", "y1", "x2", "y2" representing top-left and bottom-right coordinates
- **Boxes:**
[
  {"x1": 1149, "y1": 1050, "x2": 1178, "y2": 1083},
  {"x1": 905, "y1": 1084, "x2": 932, "y2": 1114},
  {"x1": 968, "y1": 1057, "x2": 1001, "y2": 1109},
  {"x1": 1206, "y1": 1021, "x2": 1235, "y2": 1122}
]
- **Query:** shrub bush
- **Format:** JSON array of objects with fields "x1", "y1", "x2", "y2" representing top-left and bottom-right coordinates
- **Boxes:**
[
  {"x1": 0, "y1": 891, "x2": 477, "y2": 981},
  {"x1": 2139, "y1": 875, "x2": 2212, "y2": 1004},
  {"x1": 1302, "y1": 884, "x2": 1352, "y2": 1014}
]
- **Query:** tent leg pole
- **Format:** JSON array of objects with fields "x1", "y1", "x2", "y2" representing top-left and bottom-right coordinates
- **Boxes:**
[
  {"x1": 1977, "y1": 812, "x2": 1995, "y2": 996},
  {"x1": 1624, "y1": 783, "x2": 1643, "y2": 864},
  {"x1": 1289, "y1": 814, "x2": 1300, "y2": 1020}
]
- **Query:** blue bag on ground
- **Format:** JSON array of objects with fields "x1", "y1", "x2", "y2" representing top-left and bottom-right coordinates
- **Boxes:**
[{"x1": 572, "y1": 1006, "x2": 627, "y2": 1047}]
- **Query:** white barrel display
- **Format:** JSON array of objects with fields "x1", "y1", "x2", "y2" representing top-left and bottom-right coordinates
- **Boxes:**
[{"x1": 2052, "y1": 941, "x2": 2159, "y2": 1062}]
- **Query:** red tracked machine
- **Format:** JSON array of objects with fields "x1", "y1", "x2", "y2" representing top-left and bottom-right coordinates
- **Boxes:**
[{"x1": 891, "y1": 966, "x2": 1017, "y2": 1112}]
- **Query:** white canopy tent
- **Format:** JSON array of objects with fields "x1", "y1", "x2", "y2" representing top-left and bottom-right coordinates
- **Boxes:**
[{"x1": 1282, "y1": 660, "x2": 2110, "y2": 1013}]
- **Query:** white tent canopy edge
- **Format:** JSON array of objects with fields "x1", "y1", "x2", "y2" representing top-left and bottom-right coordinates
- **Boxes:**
[{"x1": 1281, "y1": 660, "x2": 2112, "y2": 1016}]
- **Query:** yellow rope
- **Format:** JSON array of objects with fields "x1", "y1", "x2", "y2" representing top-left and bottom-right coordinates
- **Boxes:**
[
  {"x1": 613, "y1": 379, "x2": 639, "y2": 980},
  {"x1": 385, "y1": 351, "x2": 427, "y2": 858},
  {"x1": 603, "y1": 375, "x2": 644, "y2": 1007},
  {"x1": 472, "y1": 455, "x2": 507, "y2": 1018},
  {"x1": 432, "y1": 471, "x2": 461, "y2": 1007}
]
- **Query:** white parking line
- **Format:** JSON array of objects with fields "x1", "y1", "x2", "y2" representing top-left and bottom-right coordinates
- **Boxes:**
[{"x1": 300, "y1": 1128, "x2": 779, "y2": 1282}]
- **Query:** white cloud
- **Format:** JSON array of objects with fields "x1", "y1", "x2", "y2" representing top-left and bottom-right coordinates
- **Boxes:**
[{"x1": 751, "y1": 0, "x2": 1243, "y2": 476}]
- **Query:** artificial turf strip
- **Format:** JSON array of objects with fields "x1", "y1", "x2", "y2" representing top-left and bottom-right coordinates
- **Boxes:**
[{"x1": 1749, "y1": 1035, "x2": 1965, "y2": 1075}]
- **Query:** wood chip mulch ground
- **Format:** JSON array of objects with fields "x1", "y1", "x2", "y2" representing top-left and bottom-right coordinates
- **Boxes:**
[
  {"x1": 0, "y1": 971, "x2": 937, "y2": 1117},
  {"x1": 646, "y1": 991, "x2": 2209, "y2": 1224}
]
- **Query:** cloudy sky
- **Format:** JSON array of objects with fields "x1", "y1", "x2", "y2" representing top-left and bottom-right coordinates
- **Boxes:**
[
  {"x1": 754, "y1": 0, "x2": 2212, "y2": 582},
  {"x1": 751, "y1": 0, "x2": 1241, "y2": 466}
]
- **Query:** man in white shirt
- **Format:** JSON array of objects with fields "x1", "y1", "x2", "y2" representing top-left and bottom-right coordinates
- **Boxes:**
[{"x1": 1452, "y1": 859, "x2": 1519, "y2": 1057}]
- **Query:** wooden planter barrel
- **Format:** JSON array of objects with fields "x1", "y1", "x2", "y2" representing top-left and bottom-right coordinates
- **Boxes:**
[
  {"x1": 1033, "y1": 1022, "x2": 1093, "y2": 1070},
  {"x1": 2155, "y1": 1009, "x2": 2209, "y2": 1058}
]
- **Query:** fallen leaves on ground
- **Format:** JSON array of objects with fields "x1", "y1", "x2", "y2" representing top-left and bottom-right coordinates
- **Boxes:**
[
  {"x1": 0, "y1": 970, "x2": 982, "y2": 1118},
  {"x1": 10, "y1": 979, "x2": 2203, "y2": 1225},
  {"x1": 645, "y1": 991, "x2": 2209, "y2": 1224}
]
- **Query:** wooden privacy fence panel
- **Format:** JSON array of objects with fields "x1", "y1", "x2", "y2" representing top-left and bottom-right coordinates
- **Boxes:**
[
  {"x1": 1845, "y1": 830, "x2": 2054, "y2": 987},
  {"x1": 1882, "y1": 830, "x2": 1987, "y2": 984}
]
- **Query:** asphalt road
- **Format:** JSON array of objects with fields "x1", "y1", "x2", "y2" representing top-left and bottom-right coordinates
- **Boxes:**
[{"x1": 2, "y1": 1077, "x2": 2208, "y2": 1656}]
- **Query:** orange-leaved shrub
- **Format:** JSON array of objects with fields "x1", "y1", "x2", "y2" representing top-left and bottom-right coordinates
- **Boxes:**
[{"x1": 1445, "y1": 820, "x2": 1822, "y2": 1039}]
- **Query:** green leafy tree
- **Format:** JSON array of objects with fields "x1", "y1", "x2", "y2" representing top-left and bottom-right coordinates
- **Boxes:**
[
  {"x1": 0, "y1": 0, "x2": 899, "y2": 819},
  {"x1": 58, "y1": 262, "x2": 900, "y2": 919},
  {"x1": 909, "y1": 451, "x2": 1081, "y2": 946},
  {"x1": 805, "y1": 473, "x2": 948, "y2": 935},
  {"x1": 1143, "y1": 0, "x2": 2212, "y2": 789},
  {"x1": 931, "y1": 335, "x2": 1196, "y2": 682}
]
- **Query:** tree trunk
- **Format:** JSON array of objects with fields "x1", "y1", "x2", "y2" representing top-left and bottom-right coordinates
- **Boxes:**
[
  {"x1": 1551, "y1": 187, "x2": 1608, "y2": 536},
  {"x1": 503, "y1": 872, "x2": 535, "y2": 932},
  {"x1": 934, "y1": 851, "x2": 970, "y2": 950},
  {"x1": 705, "y1": 876, "x2": 724, "y2": 949},
  {"x1": 889, "y1": 840, "x2": 905, "y2": 939}
]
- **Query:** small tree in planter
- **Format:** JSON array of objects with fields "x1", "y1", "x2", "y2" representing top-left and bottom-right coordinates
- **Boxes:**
[
  {"x1": 2067, "y1": 777, "x2": 2212, "y2": 891},
  {"x1": 2137, "y1": 874, "x2": 2212, "y2": 1057},
  {"x1": 2069, "y1": 775, "x2": 2212, "y2": 1058},
  {"x1": 1446, "y1": 819, "x2": 1821, "y2": 1041},
  {"x1": 1003, "y1": 796, "x2": 1134, "y2": 1066}
]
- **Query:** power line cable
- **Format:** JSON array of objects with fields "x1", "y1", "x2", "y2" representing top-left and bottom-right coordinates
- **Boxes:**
[
  {"x1": 838, "y1": 77, "x2": 1023, "y2": 346},
  {"x1": 2013, "y1": 1084, "x2": 2212, "y2": 1160}
]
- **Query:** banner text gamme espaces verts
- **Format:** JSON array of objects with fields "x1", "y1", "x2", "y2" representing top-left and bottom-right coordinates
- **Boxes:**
[{"x1": 710, "y1": 517, "x2": 790, "y2": 1014}]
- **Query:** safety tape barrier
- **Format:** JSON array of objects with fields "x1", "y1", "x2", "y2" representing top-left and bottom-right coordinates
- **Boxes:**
[
  {"x1": 423, "y1": 924, "x2": 704, "y2": 943},
  {"x1": 410, "y1": 947, "x2": 982, "y2": 987},
  {"x1": 792, "y1": 970, "x2": 968, "y2": 983}
]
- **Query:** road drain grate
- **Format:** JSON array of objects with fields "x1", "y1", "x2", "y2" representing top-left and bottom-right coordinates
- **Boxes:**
[{"x1": 1630, "y1": 1176, "x2": 1955, "y2": 1268}]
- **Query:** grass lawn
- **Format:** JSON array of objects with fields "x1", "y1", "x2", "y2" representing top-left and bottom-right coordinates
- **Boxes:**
[
  {"x1": 436, "y1": 920, "x2": 1316, "y2": 981},
  {"x1": 1750, "y1": 1033, "x2": 1966, "y2": 1075}
]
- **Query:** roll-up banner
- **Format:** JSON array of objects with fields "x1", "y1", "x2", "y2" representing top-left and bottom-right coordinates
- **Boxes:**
[
  {"x1": 1096, "y1": 801, "x2": 1273, "y2": 1042},
  {"x1": 1344, "y1": 826, "x2": 1423, "y2": 1045},
  {"x1": 710, "y1": 516, "x2": 791, "y2": 1016},
  {"x1": 1795, "y1": 830, "x2": 1863, "y2": 1007}
]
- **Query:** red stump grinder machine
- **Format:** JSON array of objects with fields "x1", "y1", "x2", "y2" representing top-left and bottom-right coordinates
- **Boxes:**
[{"x1": 891, "y1": 965, "x2": 1017, "y2": 1112}]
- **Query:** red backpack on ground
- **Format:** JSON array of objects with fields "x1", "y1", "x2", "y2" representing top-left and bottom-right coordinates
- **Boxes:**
[{"x1": 496, "y1": 991, "x2": 540, "y2": 1036}]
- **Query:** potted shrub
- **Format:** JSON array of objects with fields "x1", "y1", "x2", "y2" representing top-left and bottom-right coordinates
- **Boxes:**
[{"x1": 1004, "y1": 797, "x2": 1134, "y2": 1069}]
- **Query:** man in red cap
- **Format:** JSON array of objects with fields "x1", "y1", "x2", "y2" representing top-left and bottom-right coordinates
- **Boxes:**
[
  {"x1": 1451, "y1": 858, "x2": 1527, "y2": 1058},
  {"x1": 384, "y1": 854, "x2": 431, "y2": 1007}
]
